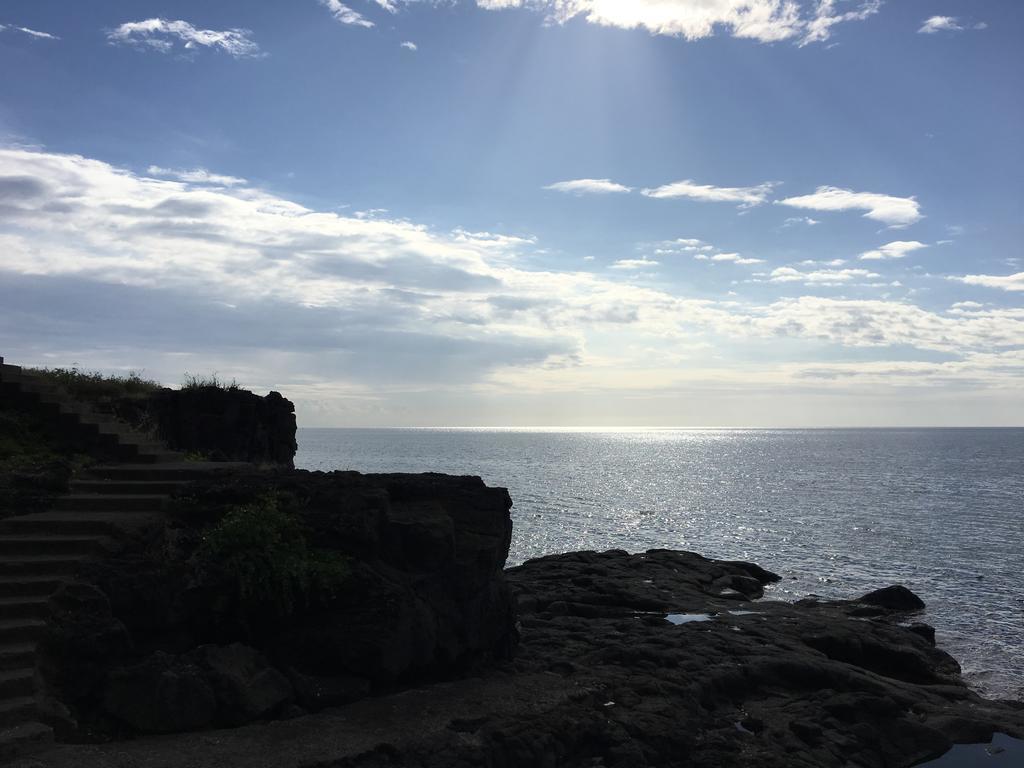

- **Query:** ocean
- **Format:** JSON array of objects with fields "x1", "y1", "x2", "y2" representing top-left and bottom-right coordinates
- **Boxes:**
[{"x1": 295, "y1": 427, "x2": 1024, "y2": 701}]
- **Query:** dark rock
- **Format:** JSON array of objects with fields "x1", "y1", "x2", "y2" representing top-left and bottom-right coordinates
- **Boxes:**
[
  {"x1": 908, "y1": 622, "x2": 937, "y2": 645},
  {"x1": 18, "y1": 548, "x2": 1024, "y2": 768},
  {"x1": 103, "y1": 652, "x2": 216, "y2": 733},
  {"x1": 194, "y1": 643, "x2": 293, "y2": 725},
  {"x1": 184, "y1": 470, "x2": 517, "y2": 689},
  {"x1": 44, "y1": 468, "x2": 517, "y2": 740},
  {"x1": 39, "y1": 582, "x2": 133, "y2": 703},
  {"x1": 110, "y1": 386, "x2": 297, "y2": 466},
  {"x1": 857, "y1": 584, "x2": 926, "y2": 611}
]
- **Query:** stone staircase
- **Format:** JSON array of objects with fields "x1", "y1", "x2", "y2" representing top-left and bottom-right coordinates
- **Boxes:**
[{"x1": 0, "y1": 359, "x2": 247, "y2": 753}]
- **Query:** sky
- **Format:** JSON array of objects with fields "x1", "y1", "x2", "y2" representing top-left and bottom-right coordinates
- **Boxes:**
[{"x1": 0, "y1": 0, "x2": 1021, "y2": 427}]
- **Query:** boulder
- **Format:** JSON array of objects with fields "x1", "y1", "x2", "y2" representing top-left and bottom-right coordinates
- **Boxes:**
[
  {"x1": 194, "y1": 643, "x2": 293, "y2": 725},
  {"x1": 40, "y1": 582, "x2": 132, "y2": 702},
  {"x1": 858, "y1": 584, "x2": 926, "y2": 611}
]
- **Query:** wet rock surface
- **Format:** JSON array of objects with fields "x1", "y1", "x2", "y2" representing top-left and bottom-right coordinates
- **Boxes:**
[{"x1": 21, "y1": 548, "x2": 1024, "y2": 768}]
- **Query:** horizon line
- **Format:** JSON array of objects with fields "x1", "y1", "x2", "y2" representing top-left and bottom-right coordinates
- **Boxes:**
[{"x1": 297, "y1": 425, "x2": 1024, "y2": 431}]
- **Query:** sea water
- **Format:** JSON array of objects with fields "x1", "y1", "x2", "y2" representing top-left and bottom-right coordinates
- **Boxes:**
[{"x1": 296, "y1": 427, "x2": 1024, "y2": 701}]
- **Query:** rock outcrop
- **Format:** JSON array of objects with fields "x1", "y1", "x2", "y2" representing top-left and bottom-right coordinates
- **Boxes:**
[
  {"x1": 40, "y1": 469, "x2": 517, "y2": 738},
  {"x1": 110, "y1": 386, "x2": 297, "y2": 466}
]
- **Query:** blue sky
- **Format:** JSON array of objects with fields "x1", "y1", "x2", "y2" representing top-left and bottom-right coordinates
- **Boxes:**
[{"x1": 1, "y1": 0, "x2": 1021, "y2": 426}]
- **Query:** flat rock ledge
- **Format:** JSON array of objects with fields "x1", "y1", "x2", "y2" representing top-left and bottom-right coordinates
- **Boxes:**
[{"x1": 15, "y1": 549, "x2": 1024, "y2": 768}]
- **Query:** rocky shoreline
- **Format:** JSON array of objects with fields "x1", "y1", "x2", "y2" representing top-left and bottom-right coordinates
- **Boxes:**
[
  {"x1": 3, "y1": 371, "x2": 1021, "y2": 766},
  {"x1": 16, "y1": 546, "x2": 1024, "y2": 767}
]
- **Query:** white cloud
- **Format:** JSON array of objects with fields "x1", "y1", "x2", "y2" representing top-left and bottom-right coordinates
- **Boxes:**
[
  {"x1": 801, "y1": 0, "x2": 880, "y2": 46},
  {"x1": 147, "y1": 166, "x2": 247, "y2": 186},
  {"x1": 859, "y1": 240, "x2": 928, "y2": 261},
  {"x1": 610, "y1": 258, "x2": 659, "y2": 270},
  {"x1": 777, "y1": 186, "x2": 922, "y2": 227},
  {"x1": 783, "y1": 216, "x2": 819, "y2": 227},
  {"x1": 544, "y1": 178, "x2": 632, "y2": 195},
  {"x1": 918, "y1": 16, "x2": 985, "y2": 35},
  {"x1": 708, "y1": 253, "x2": 765, "y2": 265},
  {"x1": 319, "y1": 0, "x2": 375, "y2": 28},
  {"x1": 373, "y1": 0, "x2": 399, "y2": 12},
  {"x1": 400, "y1": 41, "x2": 418, "y2": 51},
  {"x1": 642, "y1": 179, "x2": 777, "y2": 208},
  {"x1": 800, "y1": 258, "x2": 846, "y2": 267},
  {"x1": 476, "y1": 1, "x2": 880, "y2": 46},
  {"x1": 951, "y1": 273, "x2": 1024, "y2": 293},
  {"x1": 3, "y1": 147, "x2": 1022, "y2": 425},
  {"x1": 107, "y1": 18, "x2": 262, "y2": 57},
  {"x1": 0, "y1": 25, "x2": 60, "y2": 40},
  {"x1": 770, "y1": 266, "x2": 879, "y2": 284}
]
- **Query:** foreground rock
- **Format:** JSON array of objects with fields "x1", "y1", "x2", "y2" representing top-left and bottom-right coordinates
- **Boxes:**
[{"x1": 20, "y1": 549, "x2": 1024, "y2": 767}]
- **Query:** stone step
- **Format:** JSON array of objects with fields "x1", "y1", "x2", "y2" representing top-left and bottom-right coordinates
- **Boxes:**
[
  {"x1": 0, "y1": 598, "x2": 48, "y2": 622},
  {"x1": 0, "y1": 620, "x2": 47, "y2": 644},
  {"x1": 70, "y1": 479, "x2": 190, "y2": 495},
  {"x1": 87, "y1": 462, "x2": 249, "y2": 481},
  {"x1": 0, "y1": 669, "x2": 35, "y2": 699},
  {"x1": 0, "y1": 720, "x2": 54, "y2": 756},
  {"x1": 0, "y1": 535, "x2": 107, "y2": 557},
  {"x1": 52, "y1": 494, "x2": 167, "y2": 512},
  {"x1": 0, "y1": 577, "x2": 62, "y2": 599},
  {"x1": 0, "y1": 645, "x2": 36, "y2": 673},
  {"x1": 0, "y1": 555, "x2": 87, "y2": 578},
  {"x1": 0, "y1": 696, "x2": 39, "y2": 729},
  {"x1": 0, "y1": 513, "x2": 160, "y2": 537}
]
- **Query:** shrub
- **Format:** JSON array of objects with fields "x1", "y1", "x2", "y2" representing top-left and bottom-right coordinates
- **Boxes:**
[{"x1": 191, "y1": 494, "x2": 350, "y2": 627}]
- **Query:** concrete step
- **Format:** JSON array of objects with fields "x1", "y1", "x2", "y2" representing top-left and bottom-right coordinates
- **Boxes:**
[
  {"x1": 0, "y1": 513, "x2": 159, "y2": 537},
  {"x1": 0, "y1": 720, "x2": 53, "y2": 756},
  {"x1": 0, "y1": 555, "x2": 87, "y2": 578},
  {"x1": 0, "y1": 577, "x2": 62, "y2": 599},
  {"x1": 0, "y1": 645, "x2": 36, "y2": 672},
  {"x1": 0, "y1": 669, "x2": 35, "y2": 699},
  {"x1": 52, "y1": 494, "x2": 167, "y2": 512},
  {"x1": 0, "y1": 598, "x2": 48, "y2": 622},
  {"x1": 0, "y1": 696, "x2": 39, "y2": 728},
  {"x1": 71, "y1": 479, "x2": 190, "y2": 495},
  {"x1": 0, "y1": 535, "x2": 107, "y2": 557},
  {"x1": 87, "y1": 462, "x2": 250, "y2": 481},
  {"x1": 0, "y1": 620, "x2": 47, "y2": 644}
]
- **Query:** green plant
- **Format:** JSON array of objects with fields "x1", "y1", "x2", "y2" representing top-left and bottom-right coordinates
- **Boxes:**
[{"x1": 192, "y1": 494, "x2": 349, "y2": 622}]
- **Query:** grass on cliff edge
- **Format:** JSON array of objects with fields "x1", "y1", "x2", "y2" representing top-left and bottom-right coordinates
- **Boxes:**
[
  {"x1": 181, "y1": 372, "x2": 241, "y2": 391},
  {"x1": 26, "y1": 365, "x2": 161, "y2": 401},
  {"x1": 27, "y1": 366, "x2": 246, "y2": 400}
]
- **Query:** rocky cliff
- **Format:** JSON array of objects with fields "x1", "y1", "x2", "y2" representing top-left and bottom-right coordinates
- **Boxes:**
[{"x1": 110, "y1": 386, "x2": 297, "y2": 466}]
